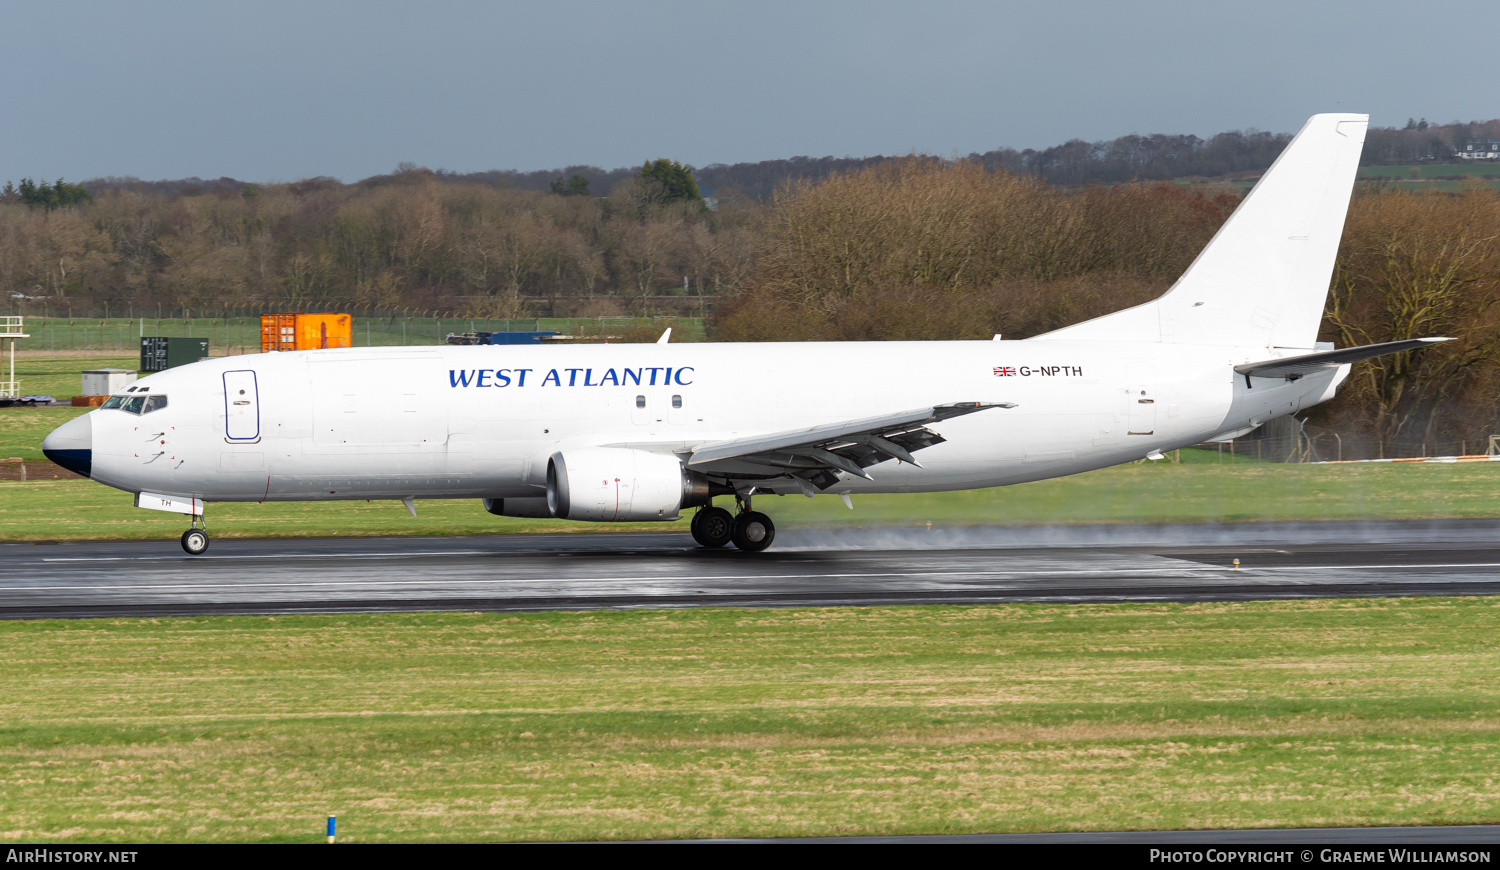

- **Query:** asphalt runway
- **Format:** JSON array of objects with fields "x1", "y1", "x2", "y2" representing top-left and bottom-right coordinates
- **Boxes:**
[
  {"x1": 7, "y1": 519, "x2": 1500, "y2": 619},
  {"x1": 14, "y1": 526, "x2": 1500, "y2": 846}
]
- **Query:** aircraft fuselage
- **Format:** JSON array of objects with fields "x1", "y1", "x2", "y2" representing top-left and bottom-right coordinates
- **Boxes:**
[{"x1": 78, "y1": 339, "x2": 1341, "y2": 504}]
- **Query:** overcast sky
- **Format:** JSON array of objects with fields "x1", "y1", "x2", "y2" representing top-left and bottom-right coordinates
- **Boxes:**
[{"x1": 2, "y1": 0, "x2": 1495, "y2": 183}]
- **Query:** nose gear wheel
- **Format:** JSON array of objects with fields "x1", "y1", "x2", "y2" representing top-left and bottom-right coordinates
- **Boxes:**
[{"x1": 181, "y1": 528, "x2": 209, "y2": 555}]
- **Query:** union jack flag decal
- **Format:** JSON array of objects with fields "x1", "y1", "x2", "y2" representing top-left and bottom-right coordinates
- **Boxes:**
[{"x1": 993, "y1": 366, "x2": 1017, "y2": 377}]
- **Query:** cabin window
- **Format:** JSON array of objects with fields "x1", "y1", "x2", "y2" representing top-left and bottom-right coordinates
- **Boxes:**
[
  {"x1": 635, "y1": 395, "x2": 646, "y2": 408},
  {"x1": 672, "y1": 394, "x2": 682, "y2": 409},
  {"x1": 121, "y1": 396, "x2": 146, "y2": 414},
  {"x1": 101, "y1": 396, "x2": 126, "y2": 409},
  {"x1": 143, "y1": 395, "x2": 169, "y2": 414}
]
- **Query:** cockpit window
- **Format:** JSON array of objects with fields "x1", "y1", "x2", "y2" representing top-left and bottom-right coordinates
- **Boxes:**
[{"x1": 102, "y1": 394, "x2": 167, "y2": 414}]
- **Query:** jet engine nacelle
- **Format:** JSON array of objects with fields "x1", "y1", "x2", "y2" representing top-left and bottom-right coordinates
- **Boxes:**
[
  {"x1": 547, "y1": 448, "x2": 707, "y2": 522},
  {"x1": 482, "y1": 497, "x2": 552, "y2": 518}
]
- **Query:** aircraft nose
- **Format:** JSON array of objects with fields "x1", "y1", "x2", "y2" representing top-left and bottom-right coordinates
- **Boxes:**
[{"x1": 42, "y1": 414, "x2": 92, "y2": 478}]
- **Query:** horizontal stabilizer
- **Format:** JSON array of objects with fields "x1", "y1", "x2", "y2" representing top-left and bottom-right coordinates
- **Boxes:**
[{"x1": 1234, "y1": 338, "x2": 1451, "y2": 379}]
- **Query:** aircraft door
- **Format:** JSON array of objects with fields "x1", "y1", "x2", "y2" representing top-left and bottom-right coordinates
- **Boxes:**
[
  {"x1": 1126, "y1": 364, "x2": 1156, "y2": 436},
  {"x1": 224, "y1": 370, "x2": 261, "y2": 442}
]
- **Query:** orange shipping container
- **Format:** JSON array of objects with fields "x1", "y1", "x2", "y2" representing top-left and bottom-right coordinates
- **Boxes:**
[{"x1": 260, "y1": 313, "x2": 352, "y2": 352}]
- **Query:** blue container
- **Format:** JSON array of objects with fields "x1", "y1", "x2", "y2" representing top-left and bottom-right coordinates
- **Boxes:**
[{"x1": 483, "y1": 331, "x2": 560, "y2": 345}]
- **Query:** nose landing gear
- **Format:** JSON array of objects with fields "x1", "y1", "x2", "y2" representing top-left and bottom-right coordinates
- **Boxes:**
[{"x1": 180, "y1": 515, "x2": 209, "y2": 555}]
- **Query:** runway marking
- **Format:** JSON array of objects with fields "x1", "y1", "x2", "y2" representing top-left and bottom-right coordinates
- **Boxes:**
[
  {"x1": 7, "y1": 564, "x2": 1500, "y2": 595},
  {"x1": 25, "y1": 553, "x2": 1500, "y2": 573},
  {"x1": 30, "y1": 545, "x2": 1500, "y2": 574},
  {"x1": 38, "y1": 550, "x2": 491, "y2": 563}
]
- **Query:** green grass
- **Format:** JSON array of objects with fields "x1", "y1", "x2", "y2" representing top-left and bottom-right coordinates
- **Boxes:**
[
  {"x1": 1359, "y1": 163, "x2": 1500, "y2": 179},
  {"x1": 0, "y1": 355, "x2": 129, "y2": 462},
  {"x1": 1175, "y1": 165, "x2": 1500, "y2": 194},
  {"x1": 2, "y1": 599, "x2": 1497, "y2": 841},
  {"x1": 1355, "y1": 164, "x2": 1500, "y2": 193},
  {"x1": 7, "y1": 355, "x2": 138, "y2": 402},
  {"x1": 4, "y1": 452, "x2": 1500, "y2": 542},
  {"x1": 769, "y1": 454, "x2": 1500, "y2": 529},
  {"x1": 0, "y1": 409, "x2": 86, "y2": 462}
]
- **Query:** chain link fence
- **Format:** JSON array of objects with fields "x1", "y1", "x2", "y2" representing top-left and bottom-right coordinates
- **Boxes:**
[
  {"x1": 1204, "y1": 418, "x2": 1498, "y2": 463},
  {"x1": 13, "y1": 309, "x2": 706, "y2": 355}
]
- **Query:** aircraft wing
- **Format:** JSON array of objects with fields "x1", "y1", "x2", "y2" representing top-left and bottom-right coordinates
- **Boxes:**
[
  {"x1": 686, "y1": 401, "x2": 1014, "y2": 490},
  {"x1": 1234, "y1": 338, "x2": 1452, "y2": 379}
]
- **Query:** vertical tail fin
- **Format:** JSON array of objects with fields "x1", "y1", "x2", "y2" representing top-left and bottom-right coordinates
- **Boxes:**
[{"x1": 1040, "y1": 113, "x2": 1368, "y2": 349}]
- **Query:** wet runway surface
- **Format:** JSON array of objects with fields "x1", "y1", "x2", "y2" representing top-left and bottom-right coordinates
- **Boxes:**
[{"x1": 8, "y1": 519, "x2": 1500, "y2": 619}]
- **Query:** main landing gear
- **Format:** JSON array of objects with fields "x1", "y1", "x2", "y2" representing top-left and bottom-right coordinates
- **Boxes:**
[
  {"x1": 180, "y1": 515, "x2": 209, "y2": 555},
  {"x1": 691, "y1": 496, "x2": 775, "y2": 552},
  {"x1": 690, "y1": 506, "x2": 734, "y2": 548}
]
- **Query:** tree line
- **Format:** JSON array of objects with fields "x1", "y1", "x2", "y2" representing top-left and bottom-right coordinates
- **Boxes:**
[
  {"x1": 0, "y1": 160, "x2": 750, "y2": 320},
  {"x1": 0, "y1": 178, "x2": 93, "y2": 210},
  {"x1": 4, "y1": 131, "x2": 1500, "y2": 450},
  {"x1": 1363, "y1": 117, "x2": 1500, "y2": 165},
  {"x1": 69, "y1": 116, "x2": 1500, "y2": 206},
  {"x1": 707, "y1": 157, "x2": 1500, "y2": 452}
]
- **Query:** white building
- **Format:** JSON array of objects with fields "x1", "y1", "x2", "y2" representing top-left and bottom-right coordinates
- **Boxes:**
[{"x1": 1456, "y1": 139, "x2": 1500, "y2": 160}]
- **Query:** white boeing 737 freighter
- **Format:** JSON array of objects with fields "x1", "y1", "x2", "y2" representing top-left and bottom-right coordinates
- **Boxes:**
[{"x1": 43, "y1": 113, "x2": 1447, "y2": 554}]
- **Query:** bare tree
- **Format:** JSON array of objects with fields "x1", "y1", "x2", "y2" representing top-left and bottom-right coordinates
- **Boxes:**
[{"x1": 1325, "y1": 190, "x2": 1500, "y2": 444}]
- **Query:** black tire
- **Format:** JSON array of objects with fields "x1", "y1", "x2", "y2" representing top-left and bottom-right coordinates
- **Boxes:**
[
  {"x1": 181, "y1": 528, "x2": 209, "y2": 556},
  {"x1": 691, "y1": 506, "x2": 734, "y2": 548},
  {"x1": 730, "y1": 511, "x2": 775, "y2": 552}
]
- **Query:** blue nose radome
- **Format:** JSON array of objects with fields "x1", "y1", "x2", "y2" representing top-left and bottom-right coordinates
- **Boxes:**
[{"x1": 42, "y1": 414, "x2": 92, "y2": 478}]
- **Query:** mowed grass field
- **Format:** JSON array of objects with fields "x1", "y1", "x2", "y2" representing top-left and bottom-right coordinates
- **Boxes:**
[
  {"x1": 8, "y1": 362, "x2": 1500, "y2": 842},
  {"x1": 5, "y1": 452, "x2": 1500, "y2": 541},
  {"x1": 1359, "y1": 163, "x2": 1500, "y2": 179},
  {"x1": 2, "y1": 599, "x2": 1498, "y2": 842},
  {"x1": 1356, "y1": 164, "x2": 1500, "y2": 193}
]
